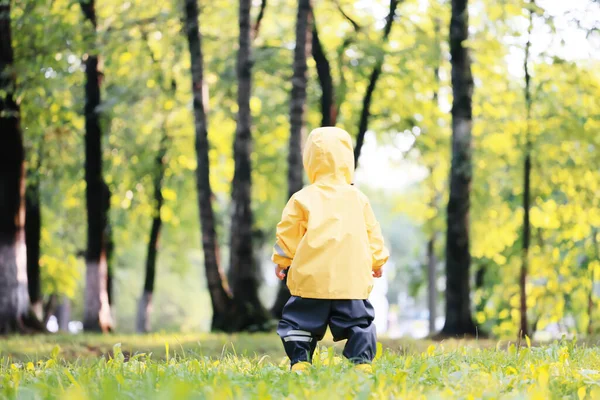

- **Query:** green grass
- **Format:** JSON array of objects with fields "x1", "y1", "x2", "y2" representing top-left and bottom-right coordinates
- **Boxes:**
[
  {"x1": 1, "y1": 334, "x2": 600, "y2": 399},
  {"x1": 0, "y1": 333, "x2": 478, "y2": 362},
  {"x1": 0, "y1": 333, "x2": 286, "y2": 362}
]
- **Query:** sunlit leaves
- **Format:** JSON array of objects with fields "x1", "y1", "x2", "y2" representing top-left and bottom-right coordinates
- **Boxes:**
[{"x1": 10, "y1": 0, "x2": 599, "y2": 333}]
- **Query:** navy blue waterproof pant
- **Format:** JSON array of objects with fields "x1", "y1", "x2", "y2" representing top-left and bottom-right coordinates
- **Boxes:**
[{"x1": 277, "y1": 296, "x2": 376, "y2": 366}]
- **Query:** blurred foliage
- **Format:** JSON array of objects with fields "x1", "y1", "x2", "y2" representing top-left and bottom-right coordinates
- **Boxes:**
[
  {"x1": 9, "y1": 0, "x2": 600, "y2": 336},
  {"x1": 394, "y1": 0, "x2": 600, "y2": 338}
]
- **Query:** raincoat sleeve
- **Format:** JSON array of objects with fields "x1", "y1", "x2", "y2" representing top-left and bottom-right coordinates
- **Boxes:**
[
  {"x1": 364, "y1": 200, "x2": 389, "y2": 270},
  {"x1": 272, "y1": 195, "x2": 306, "y2": 268}
]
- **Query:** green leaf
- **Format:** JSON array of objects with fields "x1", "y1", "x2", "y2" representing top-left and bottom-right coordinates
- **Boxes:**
[
  {"x1": 51, "y1": 345, "x2": 60, "y2": 360},
  {"x1": 375, "y1": 342, "x2": 383, "y2": 361}
]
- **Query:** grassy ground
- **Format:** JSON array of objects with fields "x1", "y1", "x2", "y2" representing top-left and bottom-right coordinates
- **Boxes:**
[
  {"x1": 1, "y1": 334, "x2": 599, "y2": 399},
  {"x1": 0, "y1": 333, "x2": 493, "y2": 362}
]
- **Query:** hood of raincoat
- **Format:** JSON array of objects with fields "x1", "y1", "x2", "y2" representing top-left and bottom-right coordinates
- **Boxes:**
[{"x1": 303, "y1": 127, "x2": 355, "y2": 185}]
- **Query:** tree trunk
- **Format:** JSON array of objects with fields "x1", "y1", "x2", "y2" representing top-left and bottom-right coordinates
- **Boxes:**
[
  {"x1": 25, "y1": 179, "x2": 42, "y2": 321},
  {"x1": 106, "y1": 266, "x2": 113, "y2": 306},
  {"x1": 184, "y1": 0, "x2": 234, "y2": 332},
  {"x1": 333, "y1": 6, "x2": 361, "y2": 119},
  {"x1": 252, "y1": 0, "x2": 267, "y2": 39},
  {"x1": 589, "y1": 231, "x2": 599, "y2": 335},
  {"x1": 271, "y1": 281, "x2": 291, "y2": 319},
  {"x1": 271, "y1": 0, "x2": 313, "y2": 319},
  {"x1": 475, "y1": 264, "x2": 486, "y2": 289},
  {"x1": 441, "y1": 0, "x2": 477, "y2": 337},
  {"x1": 427, "y1": 18, "x2": 441, "y2": 337},
  {"x1": 474, "y1": 262, "x2": 488, "y2": 319},
  {"x1": 106, "y1": 223, "x2": 113, "y2": 309},
  {"x1": 82, "y1": 52, "x2": 112, "y2": 333},
  {"x1": 588, "y1": 278, "x2": 594, "y2": 336},
  {"x1": 0, "y1": 1, "x2": 30, "y2": 333},
  {"x1": 288, "y1": 0, "x2": 311, "y2": 201},
  {"x1": 353, "y1": 0, "x2": 399, "y2": 167},
  {"x1": 42, "y1": 295, "x2": 57, "y2": 325},
  {"x1": 135, "y1": 35, "x2": 173, "y2": 334},
  {"x1": 80, "y1": 0, "x2": 112, "y2": 332},
  {"x1": 519, "y1": 2, "x2": 534, "y2": 340},
  {"x1": 427, "y1": 235, "x2": 437, "y2": 335},
  {"x1": 335, "y1": 2, "x2": 362, "y2": 32},
  {"x1": 56, "y1": 298, "x2": 71, "y2": 332},
  {"x1": 312, "y1": 9, "x2": 336, "y2": 126},
  {"x1": 137, "y1": 132, "x2": 167, "y2": 333},
  {"x1": 229, "y1": 0, "x2": 269, "y2": 330},
  {"x1": 103, "y1": 182, "x2": 115, "y2": 330},
  {"x1": 520, "y1": 151, "x2": 531, "y2": 338}
]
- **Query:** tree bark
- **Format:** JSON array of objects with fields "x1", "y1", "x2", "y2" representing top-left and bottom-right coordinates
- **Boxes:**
[
  {"x1": 25, "y1": 178, "x2": 42, "y2": 321},
  {"x1": 353, "y1": 0, "x2": 399, "y2": 168},
  {"x1": 588, "y1": 269, "x2": 594, "y2": 336},
  {"x1": 312, "y1": 9, "x2": 336, "y2": 126},
  {"x1": 135, "y1": 35, "x2": 174, "y2": 334},
  {"x1": 184, "y1": 0, "x2": 234, "y2": 332},
  {"x1": 441, "y1": 0, "x2": 477, "y2": 337},
  {"x1": 79, "y1": 0, "x2": 112, "y2": 333},
  {"x1": 474, "y1": 262, "x2": 487, "y2": 319},
  {"x1": 288, "y1": 0, "x2": 311, "y2": 201},
  {"x1": 229, "y1": 0, "x2": 269, "y2": 330},
  {"x1": 589, "y1": 230, "x2": 599, "y2": 336},
  {"x1": 0, "y1": 1, "x2": 30, "y2": 333},
  {"x1": 427, "y1": 235, "x2": 437, "y2": 335},
  {"x1": 475, "y1": 264, "x2": 486, "y2": 289},
  {"x1": 103, "y1": 182, "x2": 114, "y2": 314},
  {"x1": 334, "y1": 0, "x2": 362, "y2": 32},
  {"x1": 520, "y1": 157, "x2": 531, "y2": 338},
  {"x1": 42, "y1": 295, "x2": 57, "y2": 325},
  {"x1": 519, "y1": 2, "x2": 534, "y2": 339},
  {"x1": 137, "y1": 131, "x2": 167, "y2": 333},
  {"x1": 56, "y1": 298, "x2": 71, "y2": 332},
  {"x1": 332, "y1": 4, "x2": 361, "y2": 119},
  {"x1": 23, "y1": 175, "x2": 57, "y2": 332},
  {"x1": 271, "y1": 0, "x2": 313, "y2": 319},
  {"x1": 427, "y1": 18, "x2": 441, "y2": 337},
  {"x1": 252, "y1": 0, "x2": 267, "y2": 39}
]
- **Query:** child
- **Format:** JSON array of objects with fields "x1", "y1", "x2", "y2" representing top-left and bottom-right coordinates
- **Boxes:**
[{"x1": 272, "y1": 126, "x2": 389, "y2": 373}]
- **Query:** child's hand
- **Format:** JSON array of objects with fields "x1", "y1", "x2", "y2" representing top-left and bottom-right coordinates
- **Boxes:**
[
  {"x1": 275, "y1": 265, "x2": 286, "y2": 280},
  {"x1": 372, "y1": 268, "x2": 383, "y2": 278}
]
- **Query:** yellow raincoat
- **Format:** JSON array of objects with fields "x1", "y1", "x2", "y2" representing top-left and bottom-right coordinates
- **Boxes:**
[{"x1": 272, "y1": 127, "x2": 389, "y2": 299}]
